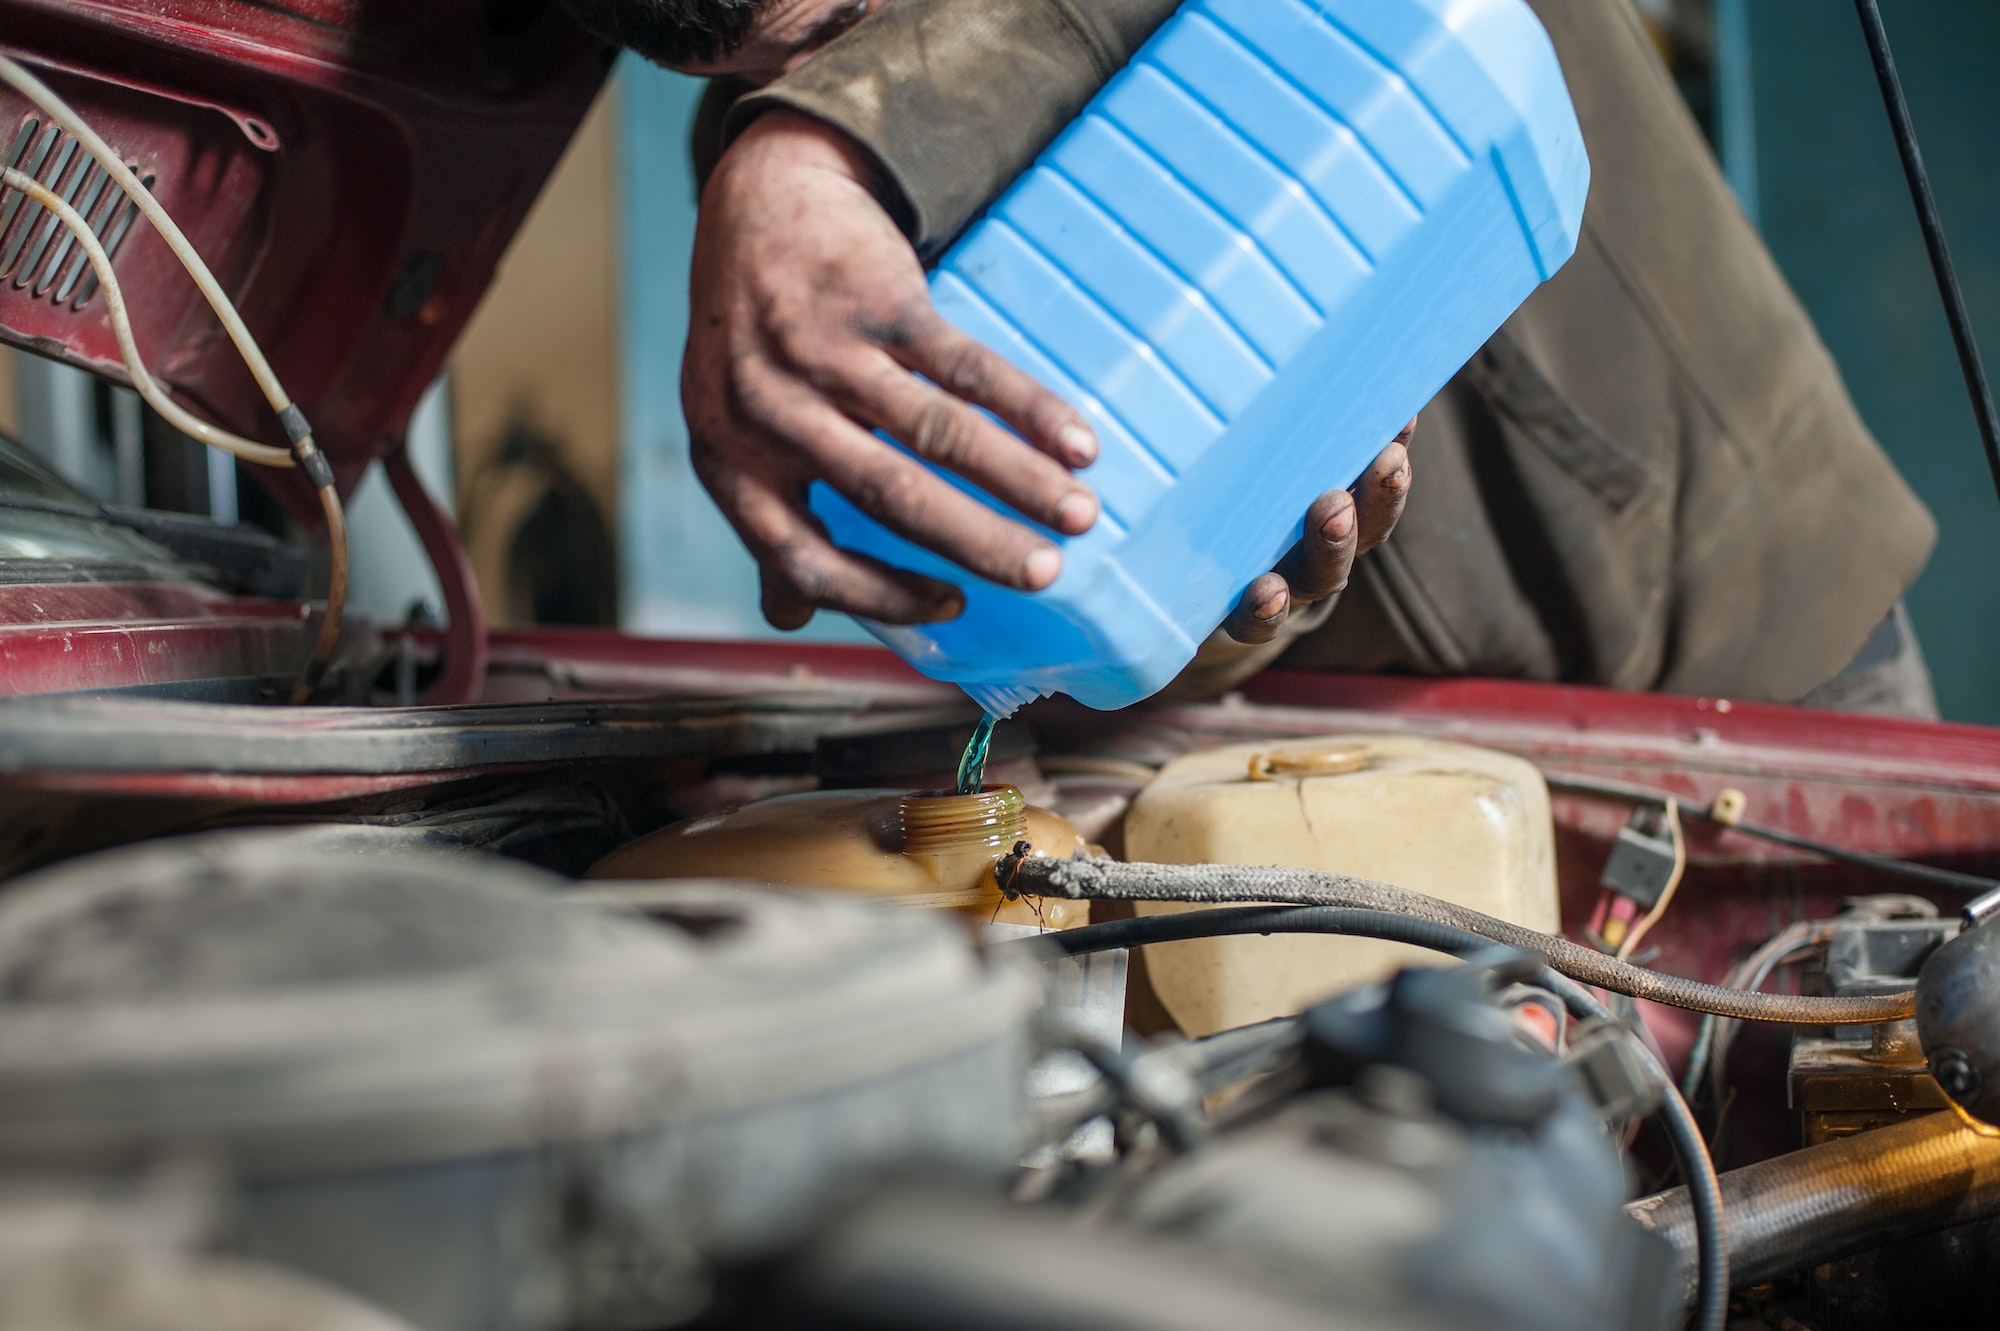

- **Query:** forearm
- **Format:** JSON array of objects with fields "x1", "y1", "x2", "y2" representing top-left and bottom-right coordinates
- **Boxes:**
[{"x1": 730, "y1": 0, "x2": 1179, "y2": 258}]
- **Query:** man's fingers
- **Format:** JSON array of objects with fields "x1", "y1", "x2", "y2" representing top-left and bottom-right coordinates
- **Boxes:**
[
  {"x1": 1222, "y1": 480, "x2": 1371, "y2": 645},
  {"x1": 756, "y1": 540, "x2": 963, "y2": 628},
  {"x1": 881, "y1": 306, "x2": 1100, "y2": 469},
  {"x1": 838, "y1": 351, "x2": 1099, "y2": 536},
  {"x1": 1354, "y1": 428, "x2": 1413, "y2": 553},
  {"x1": 1222, "y1": 571, "x2": 1292, "y2": 645},
  {"x1": 1276, "y1": 488, "x2": 1360, "y2": 604},
  {"x1": 749, "y1": 383, "x2": 1067, "y2": 592},
  {"x1": 692, "y1": 443, "x2": 965, "y2": 627}
]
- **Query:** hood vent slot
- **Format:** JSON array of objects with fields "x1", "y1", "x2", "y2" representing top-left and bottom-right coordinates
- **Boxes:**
[{"x1": 0, "y1": 116, "x2": 153, "y2": 312}]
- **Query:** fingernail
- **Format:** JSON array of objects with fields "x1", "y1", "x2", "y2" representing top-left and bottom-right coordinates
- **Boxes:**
[
  {"x1": 927, "y1": 591, "x2": 966, "y2": 621},
  {"x1": 1023, "y1": 546, "x2": 1061, "y2": 590},
  {"x1": 1058, "y1": 422, "x2": 1097, "y2": 466},
  {"x1": 1053, "y1": 491, "x2": 1098, "y2": 534},
  {"x1": 1321, "y1": 498, "x2": 1355, "y2": 542}
]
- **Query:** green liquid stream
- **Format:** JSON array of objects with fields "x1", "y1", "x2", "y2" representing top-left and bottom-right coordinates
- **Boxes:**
[{"x1": 956, "y1": 714, "x2": 998, "y2": 795}]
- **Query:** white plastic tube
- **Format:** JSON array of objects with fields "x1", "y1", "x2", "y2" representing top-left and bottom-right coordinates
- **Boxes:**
[
  {"x1": 0, "y1": 53, "x2": 294, "y2": 417},
  {"x1": 0, "y1": 169, "x2": 293, "y2": 467}
]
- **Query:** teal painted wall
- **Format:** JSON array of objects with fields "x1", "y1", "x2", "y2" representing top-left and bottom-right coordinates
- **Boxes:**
[{"x1": 1718, "y1": 1, "x2": 2000, "y2": 721}]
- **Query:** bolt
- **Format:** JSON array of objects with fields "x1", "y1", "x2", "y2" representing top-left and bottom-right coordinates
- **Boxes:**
[{"x1": 1933, "y1": 1048, "x2": 1982, "y2": 1102}]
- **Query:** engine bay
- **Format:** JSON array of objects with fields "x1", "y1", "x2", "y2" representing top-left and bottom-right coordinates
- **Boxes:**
[
  {"x1": 4, "y1": 562, "x2": 2000, "y2": 1329},
  {"x1": 7, "y1": 4, "x2": 2000, "y2": 1328}
]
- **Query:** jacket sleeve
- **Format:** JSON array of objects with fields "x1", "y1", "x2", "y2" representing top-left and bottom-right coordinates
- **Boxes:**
[{"x1": 727, "y1": 0, "x2": 1180, "y2": 259}]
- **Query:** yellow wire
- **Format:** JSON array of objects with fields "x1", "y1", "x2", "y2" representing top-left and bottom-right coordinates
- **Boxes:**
[{"x1": 1617, "y1": 797, "x2": 1686, "y2": 962}]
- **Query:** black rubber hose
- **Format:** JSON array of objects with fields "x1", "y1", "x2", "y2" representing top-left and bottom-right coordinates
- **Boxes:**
[
  {"x1": 1004, "y1": 855, "x2": 1911, "y2": 1025},
  {"x1": 1004, "y1": 904, "x2": 1731, "y2": 1331},
  {"x1": 1062, "y1": 1035, "x2": 1208, "y2": 1153},
  {"x1": 1630, "y1": 1107, "x2": 2000, "y2": 1307}
]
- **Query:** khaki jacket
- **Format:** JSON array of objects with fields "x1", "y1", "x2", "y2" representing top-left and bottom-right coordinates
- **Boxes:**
[{"x1": 716, "y1": 0, "x2": 1935, "y2": 703}]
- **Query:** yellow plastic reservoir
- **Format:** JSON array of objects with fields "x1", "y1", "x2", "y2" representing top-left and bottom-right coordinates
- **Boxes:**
[
  {"x1": 1124, "y1": 735, "x2": 1558, "y2": 1036},
  {"x1": 588, "y1": 786, "x2": 1091, "y2": 930}
]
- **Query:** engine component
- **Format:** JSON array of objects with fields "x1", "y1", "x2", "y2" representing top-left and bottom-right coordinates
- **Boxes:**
[
  {"x1": 1113, "y1": 958, "x2": 1677, "y2": 1331},
  {"x1": 1598, "y1": 807, "x2": 1680, "y2": 903},
  {"x1": 1792, "y1": 914, "x2": 1957, "y2": 1145},
  {"x1": 0, "y1": 1167, "x2": 421, "y2": 1331},
  {"x1": 1903, "y1": 917, "x2": 2000, "y2": 1319},
  {"x1": 735, "y1": 952, "x2": 1675, "y2": 1331},
  {"x1": 588, "y1": 785, "x2": 1120, "y2": 1158},
  {"x1": 1917, "y1": 918, "x2": 2000, "y2": 1125},
  {"x1": 589, "y1": 784, "x2": 1091, "y2": 929},
  {"x1": 1764, "y1": 908, "x2": 1984, "y2": 1328},
  {"x1": 743, "y1": 1180, "x2": 1451, "y2": 1331},
  {"x1": 1629, "y1": 1106, "x2": 2000, "y2": 1308},
  {"x1": 1589, "y1": 803, "x2": 1684, "y2": 957},
  {"x1": 1300, "y1": 956, "x2": 1573, "y2": 1129},
  {"x1": 0, "y1": 829, "x2": 1036, "y2": 1331},
  {"x1": 1121, "y1": 735, "x2": 1558, "y2": 1035},
  {"x1": 1009, "y1": 902, "x2": 1730, "y2": 1331}
]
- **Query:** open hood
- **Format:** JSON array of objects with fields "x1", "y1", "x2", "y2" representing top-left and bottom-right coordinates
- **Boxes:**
[{"x1": 0, "y1": 0, "x2": 612, "y2": 529}]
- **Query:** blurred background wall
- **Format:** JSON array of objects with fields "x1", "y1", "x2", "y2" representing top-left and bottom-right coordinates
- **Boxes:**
[
  {"x1": 1705, "y1": 0, "x2": 2000, "y2": 723},
  {"x1": 447, "y1": 55, "x2": 863, "y2": 643},
  {"x1": 450, "y1": 86, "x2": 622, "y2": 631},
  {"x1": 613, "y1": 61, "x2": 866, "y2": 644}
]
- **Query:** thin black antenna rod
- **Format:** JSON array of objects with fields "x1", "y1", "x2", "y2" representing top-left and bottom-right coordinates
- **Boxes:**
[{"x1": 1853, "y1": 0, "x2": 2000, "y2": 509}]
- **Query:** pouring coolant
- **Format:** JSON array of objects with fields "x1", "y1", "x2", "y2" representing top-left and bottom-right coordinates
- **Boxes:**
[{"x1": 811, "y1": 0, "x2": 1590, "y2": 717}]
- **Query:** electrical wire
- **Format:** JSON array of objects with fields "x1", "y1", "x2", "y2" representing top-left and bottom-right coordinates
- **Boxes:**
[
  {"x1": 306, "y1": 482, "x2": 349, "y2": 701},
  {"x1": 1701, "y1": 935, "x2": 1823, "y2": 1157},
  {"x1": 1003, "y1": 853, "x2": 1913, "y2": 1024},
  {"x1": 1009, "y1": 906, "x2": 1730, "y2": 1331},
  {"x1": 1852, "y1": 0, "x2": 2000, "y2": 511},
  {"x1": 1685, "y1": 896, "x2": 1935, "y2": 1150},
  {"x1": 1616, "y1": 797, "x2": 1685, "y2": 962},
  {"x1": 0, "y1": 54, "x2": 346, "y2": 701},
  {"x1": 1679, "y1": 921, "x2": 1826, "y2": 1103},
  {"x1": 1056, "y1": 1033, "x2": 1209, "y2": 1153},
  {"x1": 0, "y1": 172, "x2": 289, "y2": 465},
  {"x1": 1544, "y1": 771, "x2": 2000, "y2": 898}
]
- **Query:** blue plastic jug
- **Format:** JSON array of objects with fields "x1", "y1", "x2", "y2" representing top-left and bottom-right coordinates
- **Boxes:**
[{"x1": 810, "y1": 0, "x2": 1590, "y2": 717}]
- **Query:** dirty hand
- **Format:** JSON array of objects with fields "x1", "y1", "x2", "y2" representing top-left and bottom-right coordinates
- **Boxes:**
[
  {"x1": 1221, "y1": 420, "x2": 1415, "y2": 644},
  {"x1": 683, "y1": 109, "x2": 1101, "y2": 630}
]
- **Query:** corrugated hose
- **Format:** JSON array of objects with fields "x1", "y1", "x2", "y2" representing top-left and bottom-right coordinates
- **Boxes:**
[{"x1": 1629, "y1": 1107, "x2": 2000, "y2": 1307}]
